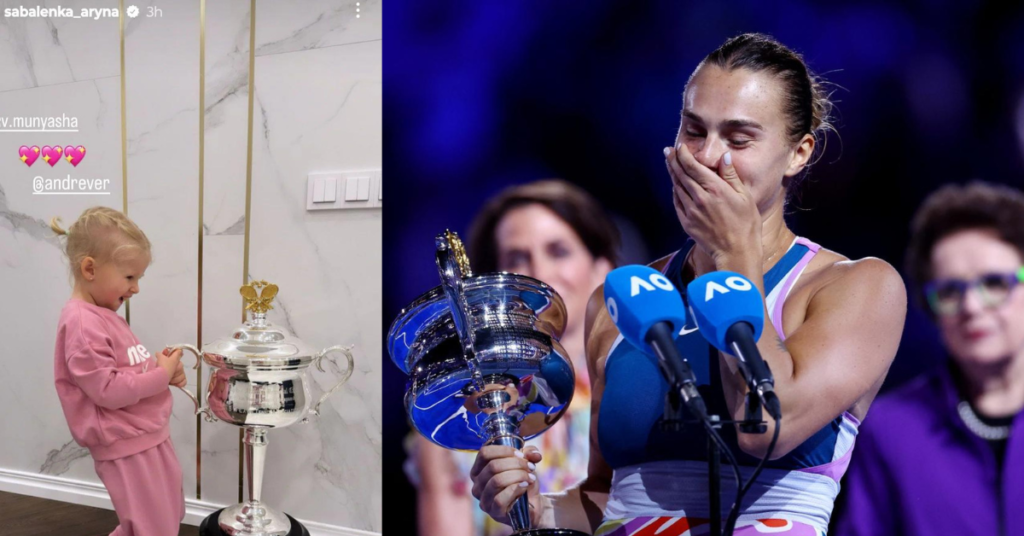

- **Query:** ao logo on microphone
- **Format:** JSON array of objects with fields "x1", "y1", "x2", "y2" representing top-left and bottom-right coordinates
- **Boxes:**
[
  {"x1": 703, "y1": 276, "x2": 754, "y2": 301},
  {"x1": 605, "y1": 273, "x2": 674, "y2": 324}
]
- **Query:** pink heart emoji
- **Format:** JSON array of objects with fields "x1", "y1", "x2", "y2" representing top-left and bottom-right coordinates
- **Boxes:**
[
  {"x1": 64, "y1": 145, "x2": 86, "y2": 167},
  {"x1": 19, "y1": 145, "x2": 40, "y2": 167},
  {"x1": 41, "y1": 145, "x2": 62, "y2": 167}
]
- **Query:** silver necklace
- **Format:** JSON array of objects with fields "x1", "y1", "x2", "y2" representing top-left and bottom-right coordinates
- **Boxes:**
[{"x1": 957, "y1": 400, "x2": 1011, "y2": 441}]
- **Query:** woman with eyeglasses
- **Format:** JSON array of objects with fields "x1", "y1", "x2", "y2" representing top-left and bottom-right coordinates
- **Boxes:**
[{"x1": 837, "y1": 181, "x2": 1024, "y2": 536}]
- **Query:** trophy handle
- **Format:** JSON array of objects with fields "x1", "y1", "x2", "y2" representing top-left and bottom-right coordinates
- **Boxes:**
[
  {"x1": 304, "y1": 345, "x2": 355, "y2": 423},
  {"x1": 168, "y1": 344, "x2": 217, "y2": 423},
  {"x1": 435, "y1": 232, "x2": 485, "y2": 392}
]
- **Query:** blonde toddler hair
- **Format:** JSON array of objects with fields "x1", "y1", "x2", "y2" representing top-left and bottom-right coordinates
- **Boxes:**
[{"x1": 50, "y1": 206, "x2": 152, "y2": 283}]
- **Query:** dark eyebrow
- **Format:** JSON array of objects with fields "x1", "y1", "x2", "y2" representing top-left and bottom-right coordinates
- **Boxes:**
[{"x1": 683, "y1": 110, "x2": 764, "y2": 132}]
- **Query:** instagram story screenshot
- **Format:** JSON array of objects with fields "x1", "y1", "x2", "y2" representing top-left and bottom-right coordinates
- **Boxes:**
[{"x1": 0, "y1": 1, "x2": 381, "y2": 535}]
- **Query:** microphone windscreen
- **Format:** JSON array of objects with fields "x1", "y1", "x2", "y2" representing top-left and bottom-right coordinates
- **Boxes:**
[
  {"x1": 686, "y1": 271, "x2": 764, "y2": 353},
  {"x1": 603, "y1": 265, "x2": 687, "y2": 351}
]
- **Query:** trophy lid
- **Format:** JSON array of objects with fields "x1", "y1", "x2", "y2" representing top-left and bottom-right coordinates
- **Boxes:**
[{"x1": 201, "y1": 280, "x2": 320, "y2": 370}]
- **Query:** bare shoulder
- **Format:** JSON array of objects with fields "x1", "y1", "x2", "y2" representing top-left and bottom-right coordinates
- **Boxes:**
[
  {"x1": 781, "y1": 247, "x2": 906, "y2": 334},
  {"x1": 806, "y1": 248, "x2": 905, "y2": 302}
]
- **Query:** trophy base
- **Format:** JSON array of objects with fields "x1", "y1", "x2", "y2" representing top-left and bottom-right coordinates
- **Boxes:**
[
  {"x1": 515, "y1": 530, "x2": 590, "y2": 536},
  {"x1": 199, "y1": 508, "x2": 310, "y2": 536}
]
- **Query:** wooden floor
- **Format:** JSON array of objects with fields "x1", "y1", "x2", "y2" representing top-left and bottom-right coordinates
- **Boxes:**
[{"x1": 0, "y1": 490, "x2": 199, "y2": 536}]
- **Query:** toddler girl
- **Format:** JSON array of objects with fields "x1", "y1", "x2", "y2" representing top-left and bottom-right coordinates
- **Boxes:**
[{"x1": 51, "y1": 206, "x2": 188, "y2": 536}]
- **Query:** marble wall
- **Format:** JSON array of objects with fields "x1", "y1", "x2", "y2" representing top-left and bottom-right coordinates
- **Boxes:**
[{"x1": 0, "y1": 0, "x2": 381, "y2": 532}]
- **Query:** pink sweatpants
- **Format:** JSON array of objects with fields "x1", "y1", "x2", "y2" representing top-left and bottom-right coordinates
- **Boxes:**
[{"x1": 94, "y1": 438, "x2": 185, "y2": 536}]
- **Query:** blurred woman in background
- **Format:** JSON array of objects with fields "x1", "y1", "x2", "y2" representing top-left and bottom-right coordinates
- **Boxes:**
[
  {"x1": 838, "y1": 181, "x2": 1024, "y2": 536},
  {"x1": 408, "y1": 179, "x2": 620, "y2": 535}
]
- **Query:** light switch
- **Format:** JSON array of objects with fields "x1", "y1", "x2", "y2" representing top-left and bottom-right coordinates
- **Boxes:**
[
  {"x1": 313, "y1": 178, "x2": 326, "y2": 202},
  {"x1": 324, "y1": 178, "x2": 337, "y2": 202},
  {"x1": 308, "y1": 169, "x2": 381, "y2": 211},
  {"x1": 357, "y1": 177, "x2": 370, "y2": 200},
  {"x1": 345, "y1": 177, "x2": 360, "y2": 201}
]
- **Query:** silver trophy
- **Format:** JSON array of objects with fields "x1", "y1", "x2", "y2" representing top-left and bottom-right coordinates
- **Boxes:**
[
  {"x1": 173, "y1": 280, "x2": 355, "y2": 536},
  {"x1": 388, "y1": 231, "x2": 589, "y2": 536}
]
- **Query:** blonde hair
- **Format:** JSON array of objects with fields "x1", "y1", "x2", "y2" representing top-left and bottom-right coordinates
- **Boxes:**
[{"x1": 50, "y1": 207, "x2": 152, "y2": 282}]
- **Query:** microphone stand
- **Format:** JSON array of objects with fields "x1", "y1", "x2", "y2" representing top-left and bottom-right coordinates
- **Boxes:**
[
  {"x1": 649, "y1": 327, "x2": 773, "y2": 536},
  {"x1": 740, "y1": 391, "x2": 767, "y2": 434},
  {"x1": 659, "y1": 383, "x2": 767, "y2": 536},
  {"x1": 707, "y1": 414, "x2": 721, "y2": 536}
]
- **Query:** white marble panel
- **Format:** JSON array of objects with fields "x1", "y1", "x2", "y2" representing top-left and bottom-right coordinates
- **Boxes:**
[
  {"x1": 254, "y1": 0, "x2": 380, "y2": 55},
  {"x1": 199, "y1": 0, "x2": 380, "y2": 236},
  {"x1": 200, "y1": 0, "x2": 252, "y2": 237},
  {"x1": 0, "y1": 0, "x2": 121, "y2": 92},
  {"x1": 196, "y1": 0, "x2": 272, "y2": 508},
  {"x1": 245, "y1": 40, "x2": 382, "y2": 532},
  {"x1": 120, "y1": 0, "x2": 203, "y2": 503},
  {"x1": 0, "y1": 74, "x2": 123, "y2": 484}
]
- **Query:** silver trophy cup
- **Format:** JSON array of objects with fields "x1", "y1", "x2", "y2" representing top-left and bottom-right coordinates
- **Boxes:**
[
  {"x1": 173, "y1": 280, "x2": 355, "y2": 536},
  {"x1": 388, "y1": 231, "x2": 589, "y2": 536}
]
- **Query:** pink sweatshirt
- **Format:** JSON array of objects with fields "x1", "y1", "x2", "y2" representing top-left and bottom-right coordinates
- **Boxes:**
[{"x1": 53, "y1": 299, "x2": 173, "y2": 461}]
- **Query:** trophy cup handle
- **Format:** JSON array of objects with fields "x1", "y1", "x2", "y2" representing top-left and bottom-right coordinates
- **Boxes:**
[
  {"x1": 168, "y1": 344, "x2": 217, "y2": 423},
  {"x1": 304, "y1": 345, "x2": 356, "y2": 423}
]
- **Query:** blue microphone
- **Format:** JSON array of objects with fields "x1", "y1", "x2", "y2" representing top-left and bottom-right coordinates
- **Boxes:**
[
  {"x1": 687, "y1": 271, "x2": 781, "y2": 420},
  {"x1": 604, "y1": 265, "x2": 707, "y2": 421}
]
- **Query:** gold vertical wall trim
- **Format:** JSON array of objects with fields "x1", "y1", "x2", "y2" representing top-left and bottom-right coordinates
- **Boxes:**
[
  {"x1": 119, "y1": 0, "x2": 127, "y2": 214},
  {"x1": 119, "y1": 0, "x2": 130, "y2": 326},
  {"x1": 197, "y1": 0, "x2": 207, "y2": 502},
  {"x1": 239, "y1": 0, "x2": 257, "y2": 505}
]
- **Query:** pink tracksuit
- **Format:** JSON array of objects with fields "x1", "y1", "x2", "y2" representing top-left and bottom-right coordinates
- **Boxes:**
[{"x1": 54, "y1": 298, "x2": 185, "y2": 536}]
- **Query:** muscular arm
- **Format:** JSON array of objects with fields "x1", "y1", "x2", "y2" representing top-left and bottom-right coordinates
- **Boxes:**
[{"x1": 715, "y1": 254, "x2": 907, "y2": 459}]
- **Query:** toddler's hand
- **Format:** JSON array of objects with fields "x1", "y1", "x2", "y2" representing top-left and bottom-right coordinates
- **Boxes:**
[
  {"x1": 157, "y1": 348, "x2": 182, "y2": 385},
  {"x1": 170, "y1": 361, "x2": 187, "y2": 388}
]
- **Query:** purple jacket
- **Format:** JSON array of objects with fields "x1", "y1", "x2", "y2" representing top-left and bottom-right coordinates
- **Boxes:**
[{"x1": 836, "y1": 364, "x2": 1024, "y2": 536}]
